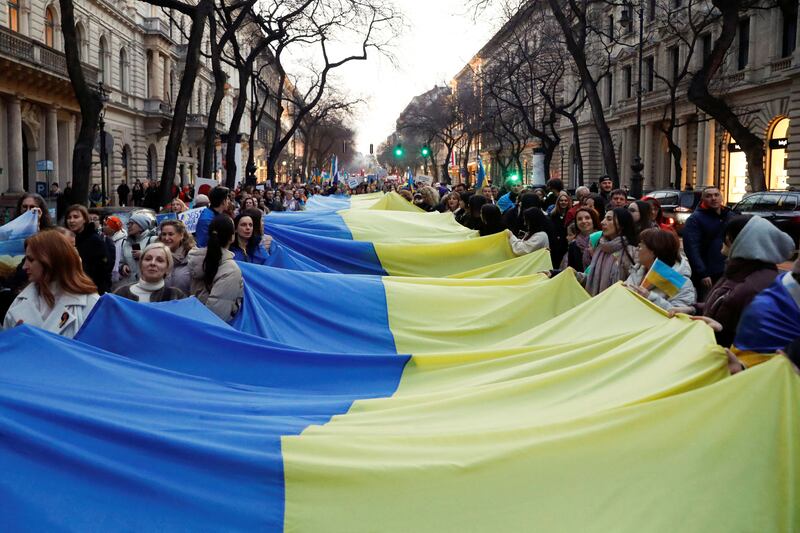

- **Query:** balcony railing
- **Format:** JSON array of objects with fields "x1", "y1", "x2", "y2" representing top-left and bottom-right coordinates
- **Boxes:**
[
  {"x1": 144, "y1": 99, "x2": 172, "y2": 114},
  {"x1": 0, "y1": 25, "x2": 99, "y2": 83},
  {"x1": 142, "y1": 18, "x2": 173, "y2": 41},
  {"x1": 770, "y1": 57, "x2": 792, "y2": 73}
]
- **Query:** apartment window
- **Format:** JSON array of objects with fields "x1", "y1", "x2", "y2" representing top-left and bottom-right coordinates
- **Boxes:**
[
  {"x1": 119, "y1": 48, "x2": 128, "y2": 92},
  {"x1": 737, "y1": 18, "x2": 750, "y2": 70},
  {"x1": 669, "y1": 45, "x2": 680, "y2": 82},
  {"x1": 623, "y1": 2, "x2": 633, "y2": 33},
  {"x1": 45, "y1": 7, "x2": 55, "y2": 46},
  {"x1": 606, "y1": 72, "x2": 614, "y2": 107},
  {"x1": 608, "y1": 15, "x2": 614, "y2": 38},
  {"x1": 8, "y1": 0, "x2": 19, "y2": 32},
  {"x1": 701, "y1": 33, "x2": 713, "y2": 63},
  {"x1": 623, "y1": 66, "x2": 632, "y2": 98},
  {"x1": 782, "y1": 5, "x2": 797, "y2": 58},
  {"x1": 644, "y1": 56, "x2": 654, "y2": 92},
  {"x1": 98, "y1": 37, "x2": 107, "y2": 83},
  {"x1": 648, "y1": 0, "x2": 656, "y2": 21},
  {"x1": 672, "y1": 0, "x2": 682, "y2": 6}
]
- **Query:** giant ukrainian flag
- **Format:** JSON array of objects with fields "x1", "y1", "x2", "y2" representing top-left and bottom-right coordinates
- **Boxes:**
[{"x1": 1, "y1": 283, "x2": 797, "y2": 531}]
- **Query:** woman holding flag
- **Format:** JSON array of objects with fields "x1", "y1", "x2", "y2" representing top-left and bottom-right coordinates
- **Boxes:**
[{"x1": 625, "y1": 229, "x2": 696, "y2": 311}]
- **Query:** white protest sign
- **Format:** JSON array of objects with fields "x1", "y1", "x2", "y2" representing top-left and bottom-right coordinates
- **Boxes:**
[
  {"x1": 347, "y1": 177, "x2": 361, "y2": 189},
  {"x1": 414, "y1": 174, "x2": 433, "y2": 186},
  {"x1": 194, "y1": 178, "x2": 220, "y2": 198},
  {"x1": 178, "y1": 207, "x2": 204, "y2": 233}
]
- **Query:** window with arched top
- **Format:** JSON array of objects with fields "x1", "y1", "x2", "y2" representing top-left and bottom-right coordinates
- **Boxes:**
[
  {"x1": 75, "y1": 23, "x2": 84, "y2": 60},
  {"x1": 119, "y1": 48, "x2": 128, "y2": 92},
  {"x1": 8, "y1": 0, "x2": 19, "y2": 32},
  {"x1": 45, "y1": 7, "x2": 55, "y2": 47}
]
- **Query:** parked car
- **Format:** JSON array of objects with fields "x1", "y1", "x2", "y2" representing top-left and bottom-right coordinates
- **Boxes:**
[
  {"x1": 731, "y1": 191, "x2": 800, "y2": 250},
  {"x1": 642, "y1": 189, "x2": 703, "y2": 235}
]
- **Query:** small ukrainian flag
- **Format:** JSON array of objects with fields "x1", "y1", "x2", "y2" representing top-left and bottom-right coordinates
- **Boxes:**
[{"x1": 642, "y1": 258, "x2": 686, "y2": 298}]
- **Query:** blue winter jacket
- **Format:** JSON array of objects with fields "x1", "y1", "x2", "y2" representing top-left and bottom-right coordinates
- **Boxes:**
[
  {"x1": 231, "y1": 243, "x2": 269, "y2": 265},
  {"x1": 193, "y1": 207, "x2": 217, "y2": 248}
]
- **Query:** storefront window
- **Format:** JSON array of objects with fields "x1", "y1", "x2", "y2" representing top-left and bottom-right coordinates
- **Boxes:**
[
  {"x1": 768, "y1": 118, "x2": 789, "y2": 191},
  {"x1": 726, "y1": 140, "x2": 748, "y2": 204}
]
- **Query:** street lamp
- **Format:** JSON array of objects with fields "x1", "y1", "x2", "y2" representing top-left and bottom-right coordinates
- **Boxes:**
[
  {"x1": 420, "y1": 145, "x2": 430, "y2": 174},
  {"x1": 620, "y1": 1, "x2": 645, "y2": 198},
  {"x1": 97, "y1": 81, "x2": 110, "y2": 206}
]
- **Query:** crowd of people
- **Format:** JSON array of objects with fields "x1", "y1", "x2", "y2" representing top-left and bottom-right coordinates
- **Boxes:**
[{"x1": 1, "y1": 175, "x2": 798, "y2": 374}]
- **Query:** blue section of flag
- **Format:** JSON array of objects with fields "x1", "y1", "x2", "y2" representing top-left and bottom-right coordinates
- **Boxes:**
[
  {"x1": 476, "y1": 156, "x2": 486, "y2": 189},
  {"x1": 733, "y1": 273, "x2": 800, "y2": 353},
  {"x1": 644, "y1": 258, "x2": 686, "y2": 298},
  {"x1": 407, "y1": 167, "x2": 414, "y2": 189},
  {"x1": 232, "y1": 263, "x2": 398, "y2": 353}
]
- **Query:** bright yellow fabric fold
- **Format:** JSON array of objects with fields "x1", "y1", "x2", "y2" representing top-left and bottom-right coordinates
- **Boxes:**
[
  {"x1": 384, "y1": 269, "x2": 587, "y2": 354},
  {"x1": 366, "y1": 191, "x2": 425, "y2": 212},
  {"x1": 340, "y1": 209, "x2": 477, "y2": 244},
  {"x1": 282, "y1": 289, "x2": 800, "y2": 532},
  {"x1": 374, "y1": 231, "x2": 517, "y2": 277},
  {"x1": 447, "y1": 249, "x2": 552, "y2": 278}
]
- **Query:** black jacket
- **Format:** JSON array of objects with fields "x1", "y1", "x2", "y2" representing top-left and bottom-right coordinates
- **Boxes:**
[
  {"x1": 683, "y1": 206, "x2": 732, "y2": 280},
  {"x1": 114, "y1": 284, "x2": 185, "y2": 303},
  {"x1": 75, "y1": 224, "x2": 111, "y2": 294}
]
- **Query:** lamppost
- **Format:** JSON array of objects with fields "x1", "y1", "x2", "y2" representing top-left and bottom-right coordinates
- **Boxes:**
[
  {"x1": 97, "y1": 81, "x2": 110, "y2": 205},
  {"x1": 620, "y1": 1, "x2": 645, "y2": 199}
]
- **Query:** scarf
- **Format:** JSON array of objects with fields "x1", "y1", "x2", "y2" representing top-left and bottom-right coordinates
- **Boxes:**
[{"x1": 585, "y1": 236, "x2": 633, "y2": 296}]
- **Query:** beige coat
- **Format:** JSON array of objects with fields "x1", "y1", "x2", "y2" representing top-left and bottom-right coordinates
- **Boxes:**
[
  {"x1": 187, "y1": 247, "x2": 243, "y2": 321},
  {"x1": 2, "y1": 283, "x2": 99, "y2": 338}
]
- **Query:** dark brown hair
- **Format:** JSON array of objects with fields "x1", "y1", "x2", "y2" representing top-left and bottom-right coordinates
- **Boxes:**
[{"x1": 639, "y1": 228, "x2": 680, "y2": 267}]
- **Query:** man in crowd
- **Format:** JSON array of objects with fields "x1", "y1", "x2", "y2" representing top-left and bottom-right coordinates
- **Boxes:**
[
  {"x1": 609, "y1": 189, "x2": 629, "y2": 209},
  {"x1": 117, "y1": 180, "x2": 130, "y2": 206},
  {"x1": 543, "y1": 179, "x2": 564, "y2": 210},
  {"x1": 598, "y1": 175, "x2": 613, "y2": 203},
  {"x1": 195, "y1": 186, "x2": 231, "y2": 247},
  {"x1": 683, "y1": 187, "x2": 732, "y2": 300}
]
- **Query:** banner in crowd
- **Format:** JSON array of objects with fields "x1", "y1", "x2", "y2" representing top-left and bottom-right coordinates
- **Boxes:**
[
  {"x1": 0, "y1": 210, "x2": 37, "y2": 257},
  {"x1": 1, "y1": 278, "x2": 797, "y2": 530}
]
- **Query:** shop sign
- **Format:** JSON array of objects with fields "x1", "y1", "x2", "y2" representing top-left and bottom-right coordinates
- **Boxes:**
[{"x1": 769, "y1": 138, "x2": 788, "y2": 149}]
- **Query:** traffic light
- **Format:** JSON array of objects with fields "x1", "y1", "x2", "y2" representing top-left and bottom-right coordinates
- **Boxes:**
[
  {"x1": 507, "y1": 173, "x2": 520, "y2": 183},
  {"x1": 394, "y1": 144, "x2": 404, "y2": 158},
  {"x1": 421, "y1": 145, "x2": 431, "y2": 157}
]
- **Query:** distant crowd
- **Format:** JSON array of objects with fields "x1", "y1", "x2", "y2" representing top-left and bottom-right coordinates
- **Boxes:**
[{"x1": 1, "y1": 174, "x2": 798, "y2": 374}]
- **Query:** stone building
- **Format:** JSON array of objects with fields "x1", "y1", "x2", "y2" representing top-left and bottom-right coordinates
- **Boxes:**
[
  {"x1": 452, "y1": 1, "x2": 799, "y2": 199},
  {"x1": 0, "y1": 0, "x2": 303, "y2": 202}
]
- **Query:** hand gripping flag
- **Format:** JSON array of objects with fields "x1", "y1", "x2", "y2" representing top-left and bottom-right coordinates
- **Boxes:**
[{"x1": 641, "y1": 258, "x2": 686, "y2": 298}]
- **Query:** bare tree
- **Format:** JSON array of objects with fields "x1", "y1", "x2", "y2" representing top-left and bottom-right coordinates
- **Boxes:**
[
  {"x1": 687, "y1": 0, "x2": 771, "y2": 192},
  {"x1": 260, "y1": 0, "x2": 399, "y2": 184},
  {"x1": 58, "y1": 0, "x2": 103, "y2": 204}
]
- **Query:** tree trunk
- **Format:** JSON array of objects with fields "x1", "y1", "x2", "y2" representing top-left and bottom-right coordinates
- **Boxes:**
[
  {"x1": 59, "y1": 0, "x2": 102, "y2": 205},
  {"x1": 565, "y1": 113, "x2": 584, "y2": 186},
  {"x1": 546, "y1": 0, "x2": 619, "y2": 186},
  {"x1": 224, "y1": 64, "x2": 251, "y2": 188},
  {"x1": 687, "y1": 0, "x2": 766, "y2": 192},
  {"x1": 158, "y1": 0, "x2": 211, "y2": 205},
  {"x1": 203, "y1": 17, "x2": 226, "y2": 180}
]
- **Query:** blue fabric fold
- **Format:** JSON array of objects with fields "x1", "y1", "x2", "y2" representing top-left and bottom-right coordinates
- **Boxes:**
[
  {"x1": 1, "y1": 325, "x2": 407, "y2": 531},
  {"x1": 231, "y1": 262, "x2": 398, "y2": 353}
]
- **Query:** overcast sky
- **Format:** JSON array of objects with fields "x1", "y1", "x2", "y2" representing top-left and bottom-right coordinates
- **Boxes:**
[{"x1": 336, "y1": 1, "x2": 503, "y2": 153}]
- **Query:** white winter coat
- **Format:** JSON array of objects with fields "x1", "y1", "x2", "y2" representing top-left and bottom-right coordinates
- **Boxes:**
[
  {"x1": 509, "y1": 231, "x2": 549, "y2": 256},
  {"x1": 2, "y1": 283, "x2": 99, "y2": 338},
  {"x1": 625, "y1": 257, "x2": 697, "y2": 311}
]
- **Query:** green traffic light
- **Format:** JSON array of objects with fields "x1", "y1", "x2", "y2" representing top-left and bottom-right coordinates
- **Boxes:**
[
  {"x1": 394, "y1": 145, "x2": 404, "y2": 158},
  {"x1": 421, "y1": 146, "x2": 430, "y2": 157},
  {"x1": 509, "y1": 174, "x2": 520, "y2": 182}
]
